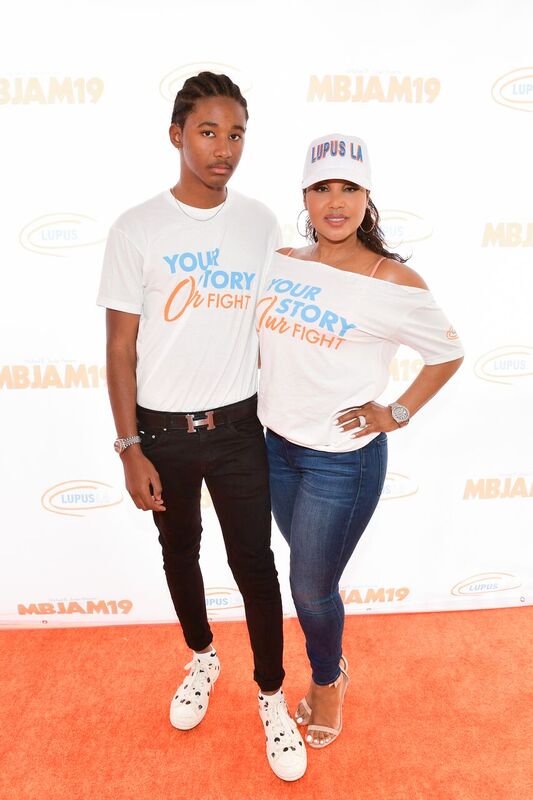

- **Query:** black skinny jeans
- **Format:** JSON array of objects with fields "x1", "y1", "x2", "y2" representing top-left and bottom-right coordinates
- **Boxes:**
[{"x1": 137, "y1": 395, "x2": 285, "y2": 692}]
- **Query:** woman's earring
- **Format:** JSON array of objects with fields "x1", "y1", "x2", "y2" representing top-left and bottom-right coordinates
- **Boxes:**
[
  {"x1": 296, "y1": 208, "x2": 309, "y2": 238},
  {"x1": 359, "y1": 212, "x2": 376, "y2": 234}
]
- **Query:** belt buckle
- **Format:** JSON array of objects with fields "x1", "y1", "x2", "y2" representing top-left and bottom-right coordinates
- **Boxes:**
[{"x1": 186, "y1": 410, "x2": 215, "y2": 433}]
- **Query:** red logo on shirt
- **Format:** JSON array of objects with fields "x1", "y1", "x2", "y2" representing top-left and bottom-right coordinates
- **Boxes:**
[{"x1": 446, "y1": 326, "x2": 458, "y2": 340}]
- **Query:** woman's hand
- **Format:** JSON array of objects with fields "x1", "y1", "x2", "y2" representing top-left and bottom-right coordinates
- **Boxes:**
[
  {"x1": 336, "y1": 359, "x2": 464, "y2": 440},
  {"x1": 336, "y1": 402, "x2": 399, "y2": 439}
]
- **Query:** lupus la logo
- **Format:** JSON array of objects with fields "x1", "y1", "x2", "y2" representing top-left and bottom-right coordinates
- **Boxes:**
[
  {"x1": 0, "y1": 363, "x2": 106, "y2": 389},
  {"x1": 19, "y1": 213, "x2": 106, "y2": 257},
  {"x1": 160, "y1": 62, "x2": 252, "y2": 101},
  {"x1": 380, "y1": 210, "x2": 432, "y2": 247},
  {"x1": 451, "y1": 573, "x2": 521, "y2": 596},
  {"x1": 491, "y1": 67, "x2": 533, "y2": 112},
  {"x1": 463, "y1": 474, "x2": 533, "y2": 500},
  {"x1": 340, "y1": 586, "x2": 410, "y2": 605},
  {"x1": 205, "y1": 587, "x2": 243, "y2": 613},
  {"x1": 18, "y1": 598, "x2": 133, "y2": 615},
  {"x1": 380, "y1": 472, "x2": 418, "y2": 500},
  {"x1": 307, "y1": 74, "x2": 440, "y2": 103},
  {"x1": 481, "y1": 222, "x2": 533, "y2": 247},
  {"x1": 41, "y1": 481, "x2": 123, "y2": 517},
  {"x1": 0, "y1": 76, "x2": 104, "y2": 105},
  {"x1": 474, "y1": 346, "x2": 533, "y2": 385}
]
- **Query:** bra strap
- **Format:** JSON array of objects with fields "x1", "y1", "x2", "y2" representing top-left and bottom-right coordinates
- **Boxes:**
[{"x1": 369, "y1": 256, "x2": 385, "y2": 277}]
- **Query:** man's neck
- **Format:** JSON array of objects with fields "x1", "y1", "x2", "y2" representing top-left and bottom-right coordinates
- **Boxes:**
[{"x1": 171, "y1": 180, "x2": 227, "y2": 210}]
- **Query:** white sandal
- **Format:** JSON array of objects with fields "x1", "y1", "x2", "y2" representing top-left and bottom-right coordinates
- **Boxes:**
[
  {"x1": 295, "y1": 655, "x2": 348, "y2": 726},
  {"x1": 304, "y1": 656, "x2": 350, "y2": 748}
]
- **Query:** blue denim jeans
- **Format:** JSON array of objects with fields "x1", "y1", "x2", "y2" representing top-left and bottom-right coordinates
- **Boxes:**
[{"x1": 266, "y1": 429, "x2": 388, "y2": 685}]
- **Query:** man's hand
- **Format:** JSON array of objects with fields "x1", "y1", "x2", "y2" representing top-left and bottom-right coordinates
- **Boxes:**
[{"x1": 121, "y1": 445, "x2": 166, "y2": 511}]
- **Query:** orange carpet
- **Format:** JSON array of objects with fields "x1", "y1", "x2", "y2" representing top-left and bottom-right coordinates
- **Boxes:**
[{"x1": 0, "y1": 607, "x2": 531, "y2": 800}]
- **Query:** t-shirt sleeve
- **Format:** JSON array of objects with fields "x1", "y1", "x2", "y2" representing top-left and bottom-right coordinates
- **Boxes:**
[
  {"x1": 271, "y1": 223, "x2": 283, "y2": 252},
  {"x1": 264, "y1": 220, "x2": 283, "y2": 268},
  {"x1": 393, "y1": 292, "x2": 464, "y2": 365},
  {"x1": 257, "y1": 218, "x2": 283, "y2": 293},
  {"x1": 96, "y1": 226, "x2": 144, "y2": 314}
]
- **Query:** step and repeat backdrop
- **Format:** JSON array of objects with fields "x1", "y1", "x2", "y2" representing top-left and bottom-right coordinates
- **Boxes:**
[{"x1": 1, "y1": 0, "x2": 531, "y2": 628}]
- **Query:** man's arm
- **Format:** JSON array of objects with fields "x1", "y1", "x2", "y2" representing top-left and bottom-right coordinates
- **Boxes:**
[{"x1": 106, "y1": 309, "x2": 166, "y2": 512}]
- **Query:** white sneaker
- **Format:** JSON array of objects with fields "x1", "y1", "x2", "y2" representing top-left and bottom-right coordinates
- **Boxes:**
[
  {"x1": 170, "y1": 649, "x2": 220, "y2": 730},
  {"x1": 258, "y1": 689, "x2": 307, "y2": 781}
]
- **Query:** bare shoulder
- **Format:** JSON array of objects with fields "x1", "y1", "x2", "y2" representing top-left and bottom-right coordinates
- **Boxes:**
[
  {"x1": 276, "y1": 245, "x2": 315, "y2": 260},
  {"x1": 376, "y1": 258, "x2": 429, "y2": 289}
]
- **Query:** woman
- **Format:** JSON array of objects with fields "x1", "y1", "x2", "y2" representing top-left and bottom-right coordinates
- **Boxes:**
[{"x1": 256, "y1": 133, "x2": 464, "y2": 749}]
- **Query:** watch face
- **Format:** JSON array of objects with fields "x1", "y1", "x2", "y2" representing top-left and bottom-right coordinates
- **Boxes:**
[
  {"x1": 113, "y1": 439, "x2": 122, "y2": 454},
  {"x1": 392, "y1": 405, "x2": 409, "y2": 423}
]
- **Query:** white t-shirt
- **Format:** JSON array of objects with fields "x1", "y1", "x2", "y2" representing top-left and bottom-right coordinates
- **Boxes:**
[
  {"x1": 97, "y1": 189, "x2": 280, "y2": 411},
  {"x1": 257, "y1": 252, "x2": 464, "y2": 452}
]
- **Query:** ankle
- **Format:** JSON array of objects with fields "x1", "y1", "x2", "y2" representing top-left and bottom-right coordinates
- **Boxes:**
[
  {"x1": 260, "y1": 687, "x2": 283, "y2": 699},
  {"x1": 194, "y1": 646, "x2": 217, "y2": 661}
]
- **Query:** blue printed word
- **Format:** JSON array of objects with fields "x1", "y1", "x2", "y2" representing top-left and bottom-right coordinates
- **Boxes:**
[
  {"x1": 266, "y1": 277, "x2": 356, "y2": 337},
  {"x1": 163, "y1": 249, "x2": 255, "y2": 291},
  {"x1": 164, "y1": 249, "x2": 219, "y2": 273}
]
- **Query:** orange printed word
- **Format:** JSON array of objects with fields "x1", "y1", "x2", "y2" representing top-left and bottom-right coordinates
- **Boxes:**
[
  {"x1": 206, "y1": 292, "x2": 251, "y2": 310},
  {"x1": 308, "y1": 75, "x2": 440, "y2": 103},
  {"x1": 464, "y1": 477, "x2": 533, "y2": 500},
  {"x1": 482, "y1": 223, "x2": 533, "y2": 247},
  {"x1": 0, "y1": 77, "x2": 104, "y2": 104},
  {"x1": 0, "y1": 364, "x2": 106, "y2": 389},
  {"x1": 341, "y1": 587, "x2": 410, "y2": 604},
  {"x1": 18, "y1": 599, "x2": 133, "y2": 615},
  {"x1": 389, "y1": 357, "x2": 423, "y2": 381},
  {"x1": 257, "y1": 296, "x2": 345, "y2": 350},
  {"x1": 164, "y1": 275, "x2": 251, "y2": 322}
]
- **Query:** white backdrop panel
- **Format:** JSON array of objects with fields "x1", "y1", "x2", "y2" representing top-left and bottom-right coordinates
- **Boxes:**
[{"x1": 1, "y1": 0, "x2": 531, "y2": 628}]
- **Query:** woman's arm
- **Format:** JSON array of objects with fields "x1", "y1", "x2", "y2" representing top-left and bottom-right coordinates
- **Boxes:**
[
  {"x1": 338, "y1": 357, "x2": 463, "y2": 439},
  {"x1": 338, "y1": 259, "x2": 463, "y2": 437}
]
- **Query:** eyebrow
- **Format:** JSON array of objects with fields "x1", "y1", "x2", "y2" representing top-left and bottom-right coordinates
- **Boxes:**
[{"x1": 197, "y1": 120, "x2": 246, "y2": 132}]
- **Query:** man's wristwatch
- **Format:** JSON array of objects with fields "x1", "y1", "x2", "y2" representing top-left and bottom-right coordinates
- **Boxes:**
[
  {"x1": 114, "y1": 435, "x2": 142, "y2": 454},
  {"x1": 389, "y1": 403, "x2": 410, "y2": 428}
]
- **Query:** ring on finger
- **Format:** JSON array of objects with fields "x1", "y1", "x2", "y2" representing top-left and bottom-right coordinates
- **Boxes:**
[{"x1": 358, "y1": 415, "x2": 367, "y2": 428}]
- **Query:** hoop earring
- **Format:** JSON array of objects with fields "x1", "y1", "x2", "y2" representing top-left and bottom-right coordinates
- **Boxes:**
[
  {"x1": 359, "y1": 215, "x2": 376, "y2": 234},
  {"x1": 296, "y1": 208, "x2": 309, "y2": 238}
]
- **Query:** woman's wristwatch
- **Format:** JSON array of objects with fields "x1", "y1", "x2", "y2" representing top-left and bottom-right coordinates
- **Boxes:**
[
  {"x1": 114, "y1": 435, "x2": 141, "y2": 454},
  {"x1": 389, "y1": 403, "x2": 410, "y2": 427}
]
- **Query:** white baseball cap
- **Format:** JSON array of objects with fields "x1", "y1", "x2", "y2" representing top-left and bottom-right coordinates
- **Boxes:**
[{"x1": 302, "y1": 133, "x2": 372, "y2": 191}]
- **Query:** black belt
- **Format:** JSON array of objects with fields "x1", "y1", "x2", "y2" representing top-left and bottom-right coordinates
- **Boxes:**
[{"x1": 136, "y1": 394, "x2": 258, "y2": 434}]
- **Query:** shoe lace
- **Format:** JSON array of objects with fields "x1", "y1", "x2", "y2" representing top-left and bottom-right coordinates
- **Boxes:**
[
  {"x1": 265, "y1": 696, "x2": 299, "y2": 753},
  {"x1": 179, "y1": 659, "x2": 212, "y2": 703}
]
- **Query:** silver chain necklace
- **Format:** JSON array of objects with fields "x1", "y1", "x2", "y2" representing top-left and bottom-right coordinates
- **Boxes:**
[{"x1": 170, "y1": 188, "x2": 227, "y2": 221}]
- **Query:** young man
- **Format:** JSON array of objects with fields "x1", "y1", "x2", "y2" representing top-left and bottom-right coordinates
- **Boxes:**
[{"x1": 96, "y1": 72, "x2": 306, "y2": 781}]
